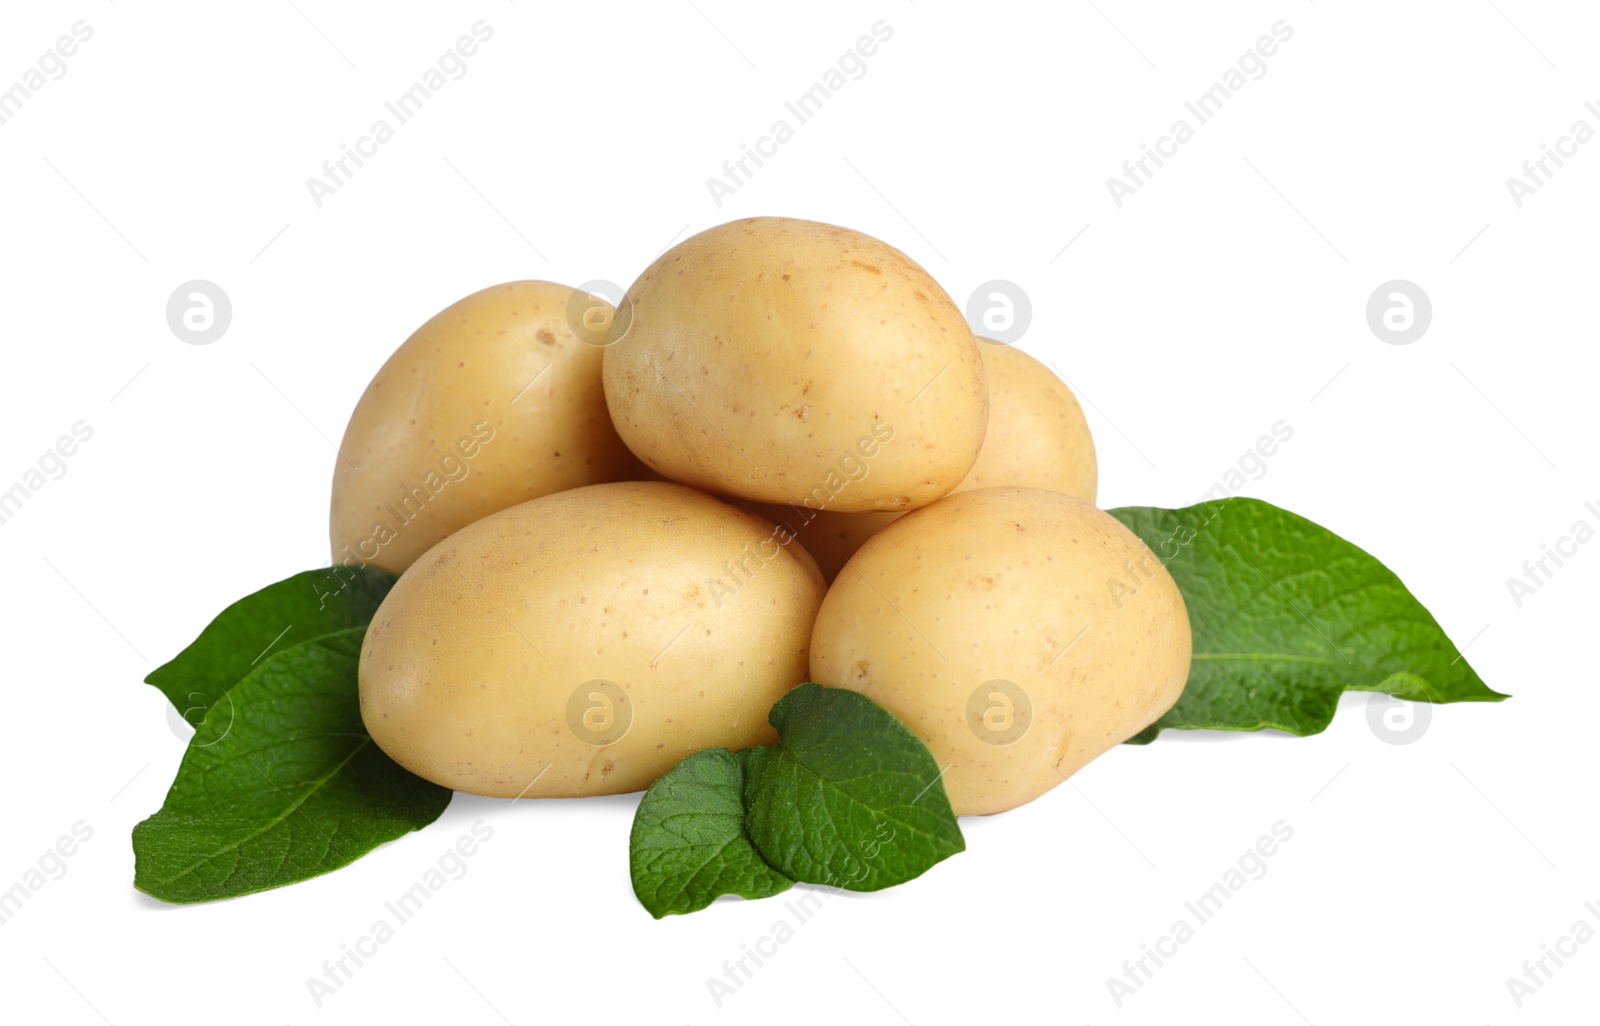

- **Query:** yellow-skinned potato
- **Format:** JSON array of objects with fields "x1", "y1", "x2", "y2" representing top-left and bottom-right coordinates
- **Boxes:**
[
  {"x1": 359, "y1": 481, "x2": 825, "y2": 798},
  {"x1": 602, "y1": 217, "x2": 987, "y2": 512},
  {"x1": 752, "y1": 340, "x2": 1098, "y2": 582},
  {"x1": 330, "y1": 281, "x2": 644, "y2": 574},
  {"x1": 742, "y1": 503, "x2": 902, "y2": 584},
  {"x1": 809, "y1": 487, "x2": 1190, "y2": 816},
  {"x1": 957, "y1": 339, "x2": 1096, "y2": 500}
]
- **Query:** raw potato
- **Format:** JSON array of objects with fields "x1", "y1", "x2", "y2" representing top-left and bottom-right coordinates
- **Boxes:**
[
  {"x1": 602, "y1": 217, "x2": 987, "y2": 512},
  {"x1": 741, "y1": 504, "x2": 902, "y2": 584},
  {"x1": 359, "y1": 481, "x2": 825, "y2": 798},
  {"x1": 957, "y1": 339, "x2": 1096, "y2": 500},
  {"x1": 330, "y1": 281, "x2": 644, "y2": 574},
  {"x1": 752, "y1": 340, "x2": 1098, "y2": 582},
  {"x1": 809, "y1": 487, "x2": 1190, "y2": 816}
]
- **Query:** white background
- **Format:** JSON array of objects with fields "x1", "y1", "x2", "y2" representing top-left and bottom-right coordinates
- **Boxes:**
[{"x1": 1, "y1": 1, "x2": 1596, "y2": 1023}]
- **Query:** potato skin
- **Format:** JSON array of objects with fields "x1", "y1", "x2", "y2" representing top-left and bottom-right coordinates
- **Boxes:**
[
  {"x1": 359, "y1": 481, "x2": 825, "y2": 798},
  {"x1": 957, "y1": 340, "x2": 1096, "y2": 500},
  {"x1": 602, "y1": 217, "x2": 987, "y2": 512},
  {"x1": 330, "y1": 281, "x2": 644, "y2": 575},
  {"x1": 808, "y1": 487, "x2": 1190, "y2": 816},
  {"x1": 752, "y1": 340, "x2": 1098, "y2": 583},
  {"x1": 742, "y1": 503, "x2": 902, "y2": 584}
]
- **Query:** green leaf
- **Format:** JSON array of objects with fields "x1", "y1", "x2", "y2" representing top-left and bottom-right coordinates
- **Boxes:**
[
  {"x1": 629, "y1": 748, "x2": 794, "y2": 918},
  {"x1": 145, "y1": 565, "x2": 396, "y2": 727},
  {"x1": 1108, "y1": 498, "x2": 1508, "y2": 743},
  {"x1": 743, "y1": 683, "x2": 964, "y2": 892},
  {"x1": 133, "y1": 628, "x2": 451, "y2": 903}
]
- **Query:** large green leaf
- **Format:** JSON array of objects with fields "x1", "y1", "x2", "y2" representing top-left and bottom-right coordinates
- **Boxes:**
[
  {"x1": 1109, "y1": 498, "x2": 1508, "y2": 742},
  {"x1": 134, "y1": 628, "x2": 450, "y2": 903},
  {"x1": 145, "y1": 565, "x2": 396, "y2": 726},
  {"x1": 743, "y1": 684, "x2": 964, "y2": 892},
  {"x1": 629, "y1": 747, "x2": 794, "y2": 918}
]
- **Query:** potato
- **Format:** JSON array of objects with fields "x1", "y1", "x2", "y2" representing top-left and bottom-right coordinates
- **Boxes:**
[
  {"x1": 602, "y1": 217, "x2": 987, "y2": 512},
  {"x1": 330, "y1": 281, "x2": 644, "y2": 574},
  {"x1": 957, "y1": 339, "x2": 1096, "y2": 500},
  {"x1": 359, "y1": 481, "x2": 825, "y2": 797},
  {"x1": 752, "y1": 340, "x2": 1098, "y2": 582},
  {"x1": 808, "y1": 487, "x2": 1190, "y2": 815},
  {"x1": 740, "y1": 504, "x2": 902, "y2": 584}
]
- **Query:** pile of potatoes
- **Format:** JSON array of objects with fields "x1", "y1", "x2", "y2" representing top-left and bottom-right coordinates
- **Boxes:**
[{"x1": 337, "y1": 217, "x2": 1190, "y2": 816}]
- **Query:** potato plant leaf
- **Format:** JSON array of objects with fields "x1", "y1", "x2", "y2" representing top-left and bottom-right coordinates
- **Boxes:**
[
  {"x1": 133, "y1": 628, "x2": 451, "y2": 903},
  {"x1": 629, "y1": 747, "x2": 794, "y2": 918},
  {"x1": 742, "y1": 684, "x2": 964, "y2": 892},
  {"x1": 145, "y1": 565, "x2": 396, "y2": 727},
  {"x1": 1108, "y1": 498, "x2": 1508, "y2": 743}
]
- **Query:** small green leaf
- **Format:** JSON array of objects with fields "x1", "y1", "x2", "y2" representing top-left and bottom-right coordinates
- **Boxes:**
[
  {"x1": 1109, "y1": 498, "x2": 1509, "y2": 742},
  {"x1": 133, "y1": 628, "x2": 451, "y2": 903},
  {"x1": 743, "y1": 684, "x2": 964, "y2": 892},
  {"x1": 629, "y1": 748, "x2": 794, "y2": 918},
  {"x1": 145, "y1": 565, "x2": 396, "y2": 725}
]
